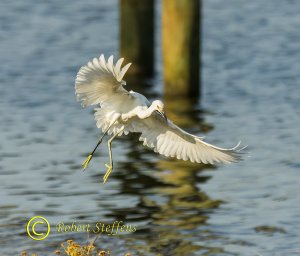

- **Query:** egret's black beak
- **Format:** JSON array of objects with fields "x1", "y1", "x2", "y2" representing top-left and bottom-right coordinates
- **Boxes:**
[
  {"x1": 156, "y1": 110, "x2": 168, "y2": 121},
  {"x1": 162, "y1": 112, "x2": 168, "y2": 121}
]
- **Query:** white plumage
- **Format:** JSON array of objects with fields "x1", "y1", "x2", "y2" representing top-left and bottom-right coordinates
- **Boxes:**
[{"x1": 75, "y1": 54, "x2": 244, "y2": 183}]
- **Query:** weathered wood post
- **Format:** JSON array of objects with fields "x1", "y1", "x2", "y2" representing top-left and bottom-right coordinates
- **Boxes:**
[
  {"x1": 162, "y1": 0, "x2": 201, "y2": 98},
  {"x1": 120, "y1": 0, "x2": 155, "y2": 77}
]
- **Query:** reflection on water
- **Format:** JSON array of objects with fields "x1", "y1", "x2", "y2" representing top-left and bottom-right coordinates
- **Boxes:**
[
  {"x1": 103, "y1": 86, "x2": 226, "y2": 255},
  {"x1": 163, "y1": 96, "x2": 214, "y2": 133},
  {"x1": 1, "y1": 0, "x2": 300, "y2": 255}
]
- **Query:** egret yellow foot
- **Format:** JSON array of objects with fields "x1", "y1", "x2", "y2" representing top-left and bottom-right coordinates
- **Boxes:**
[
  {"x1": 82, "y1": 154, "x2": 93, "y2": 170},
  {"x1": 103, "y1": 163, "x2": 113, "y2": 184}
]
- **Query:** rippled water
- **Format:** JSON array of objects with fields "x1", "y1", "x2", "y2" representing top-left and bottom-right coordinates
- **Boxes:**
[{"x1": 1, "y1": 0, "x2": 300, "y2": 255}]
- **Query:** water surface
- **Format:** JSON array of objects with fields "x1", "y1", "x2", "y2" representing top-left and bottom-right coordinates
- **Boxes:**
[{"x1": 0, "y1": 0, "x2": 300, "y2": 255}]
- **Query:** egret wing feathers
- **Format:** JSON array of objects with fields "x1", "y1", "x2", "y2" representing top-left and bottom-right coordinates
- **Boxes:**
[
  {"x1": 134, "y1": 113, "x2": 244, "y2": 164},
  {"x1": 75, "y1": 54, "x2": 132, "y2": 108},
  {"x1": 75, "y1": 55, "x2": 141, "y2": 136}
]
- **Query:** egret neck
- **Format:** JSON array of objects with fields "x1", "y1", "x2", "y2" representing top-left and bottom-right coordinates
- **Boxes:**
[{"x1": 139, "y1": 101, "x2": 167, "y2": 120}]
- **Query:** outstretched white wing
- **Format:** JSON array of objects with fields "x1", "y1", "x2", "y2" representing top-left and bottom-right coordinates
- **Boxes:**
[
  {"x1": 75, "y1": 54, "x2": 132, "y2": 108},
  {"x1": 75, "y1": 55, "x2": 144, "y2": 134},
  {"x1": 134, "y1": 113, "x2": 244, "y2": 164}
]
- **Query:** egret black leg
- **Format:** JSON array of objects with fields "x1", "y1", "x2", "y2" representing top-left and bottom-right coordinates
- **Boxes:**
[
  {"x1": 82, "y1": 128, "x2": 109, "y2": 170},
  {"x1": 103, "y1": 129, "x2": 123, "y2": 183}
]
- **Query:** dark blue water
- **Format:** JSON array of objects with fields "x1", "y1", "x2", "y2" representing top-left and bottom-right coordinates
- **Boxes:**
[{"x1": 1, "y1": 0, "x2": 300, "y2": 255}]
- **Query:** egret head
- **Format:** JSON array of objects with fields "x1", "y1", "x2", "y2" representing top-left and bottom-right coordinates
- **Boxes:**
[{"x1": 152, "y1": 100, "x2": 167, "y2": 121}]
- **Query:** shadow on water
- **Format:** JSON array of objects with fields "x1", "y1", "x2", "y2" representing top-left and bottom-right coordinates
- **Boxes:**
[{"x1": 95, "y1": 77, "x2": 228, "y2": 255}]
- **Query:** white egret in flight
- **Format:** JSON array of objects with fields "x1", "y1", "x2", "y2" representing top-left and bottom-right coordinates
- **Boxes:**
[{"x1": 75, "y1": 55, "x2": 244, "y2": 183}]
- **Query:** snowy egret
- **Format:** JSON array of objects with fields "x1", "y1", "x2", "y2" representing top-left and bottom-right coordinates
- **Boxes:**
[{"x1": 75, "y1": 54, "x2": 244, "y2": 183}]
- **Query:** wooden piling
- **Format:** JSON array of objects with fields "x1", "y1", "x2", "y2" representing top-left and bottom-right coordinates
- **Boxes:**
[
  {"x1": 120, "y1": 0, "x2": 154, "y2": 77},
  {"x1": 162, "y1": 0, "x2": 201, "y2": 98}
]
